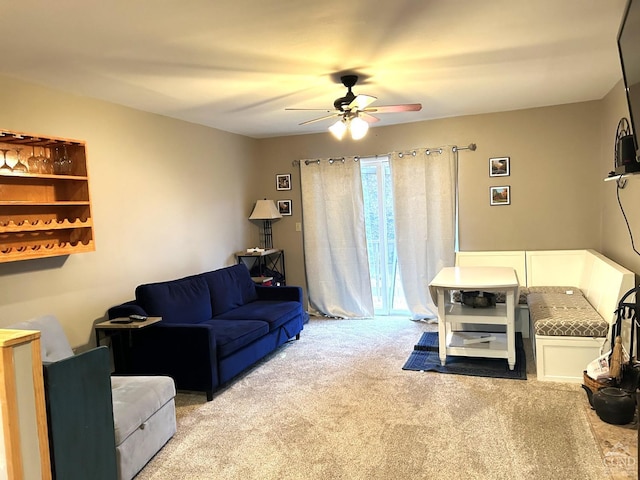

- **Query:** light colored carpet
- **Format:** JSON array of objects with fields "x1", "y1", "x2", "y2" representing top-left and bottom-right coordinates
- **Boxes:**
[{"x1": 136, "y1": 317, "x2": 611, "y2": 480}]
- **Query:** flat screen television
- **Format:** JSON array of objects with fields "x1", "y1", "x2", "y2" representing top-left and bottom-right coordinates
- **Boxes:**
[{"x1": 618, "y1": 0, "x2": 640, "y2": 158}]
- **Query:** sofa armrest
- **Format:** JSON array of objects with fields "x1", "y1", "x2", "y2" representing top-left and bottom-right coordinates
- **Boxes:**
[
  {"x1": 112, "y1": 323, "x2": 219, "y2": 395},
  {"x1": 255, "y1": 285, "x2": 303, "y2": 303},
  {"x1": 43, "y1": 347, "x2": 118, "y2": 480},
  {"x1": 108, "y1": 300, "x2": 148, "y2": 319}
]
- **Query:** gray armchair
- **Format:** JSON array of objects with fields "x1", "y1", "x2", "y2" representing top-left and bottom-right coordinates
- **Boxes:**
[{"x1": 9, "y1": 315, "x2": 176, "y2": 480}]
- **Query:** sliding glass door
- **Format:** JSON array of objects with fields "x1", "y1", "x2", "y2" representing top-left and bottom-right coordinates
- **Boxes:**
[{"x1": 360, "y1": 156, "x2": 408, "y2": 315}]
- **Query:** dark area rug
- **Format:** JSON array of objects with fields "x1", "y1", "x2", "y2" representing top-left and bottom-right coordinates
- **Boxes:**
[{"x1": 402, "y1": 331, "x2": 527, "y2": 380}]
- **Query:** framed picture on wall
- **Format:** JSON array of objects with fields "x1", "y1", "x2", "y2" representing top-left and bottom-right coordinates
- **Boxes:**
[
  {"x1": 276, "y1": 173, "x2": 292, "y2": 191},
  {"x1": 490, "y1": 186, "x2": 510, "y2": 206},
  {"x1": 277, "y1": 200, "x2": 292, "y2": 216},
  {"x1": 489, "y1": 157, "x2": 510, "y2": 177}
]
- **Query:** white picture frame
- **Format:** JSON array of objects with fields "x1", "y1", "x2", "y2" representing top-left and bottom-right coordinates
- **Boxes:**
[
  {"x1": 490, "y1": 186, "x2": 510, "y2": 206},
  {"x1": 489, "y1": 157, "x2": 510, "y2": 177}
]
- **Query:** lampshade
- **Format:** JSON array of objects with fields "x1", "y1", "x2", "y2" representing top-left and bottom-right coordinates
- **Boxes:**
[
  {"x1": 249, "y1": 199, "x2": 282, "y2": 249},
  {"x1": 329, "y1": 119, "x2": 347, "y2": 140},
  {"x1": 328, "y1": 115, "x2": 369, "y2": 140},
  {"x1": 350, "y1": 116, "x2": 369, "y2": 140},
  {"x1": 249, "y1": 199, "x2": 282, "y2": 220}
]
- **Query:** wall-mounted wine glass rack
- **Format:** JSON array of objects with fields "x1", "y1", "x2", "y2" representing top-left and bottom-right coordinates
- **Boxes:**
[{"x1": 0, "y1": 129, "x2": 95, "y2": 263}]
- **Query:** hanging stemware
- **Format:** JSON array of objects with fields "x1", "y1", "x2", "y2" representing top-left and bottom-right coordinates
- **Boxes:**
[
  {"x1": 27, "y1": 146, "x2": 40, "y2": 173},
  {"x1": 0, "y1": 149, "x2": 11, "y2": 172},
  {"x1": 12, "y1": 148, "x2": 28, "y2": 173},
  {"x1": 39, "y1": 147, "x2": 52, "y2": 174},
  {"x1": 61, "y1": 144, "x2": 72, "y2": 174}
]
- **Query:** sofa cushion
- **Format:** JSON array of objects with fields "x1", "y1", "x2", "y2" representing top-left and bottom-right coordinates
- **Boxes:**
[
  {"x1": 111, "y1": 375, "x2": 176, "y2": 446},
  {"x1": 215, "y1": 300, "x2": 303, "y2": 331},
  {"x1": 8, "y1": 314, "x2": 75, "y2": 362},
  {"x1": 136, "y1": 276, "x2": 212, "y2": 324},
  {"x1": 202, "y1": 319, "x2": 269, "y2": 358},
  {"x1": 202, "y1": 264, "x2": 258, "y2": 316}
]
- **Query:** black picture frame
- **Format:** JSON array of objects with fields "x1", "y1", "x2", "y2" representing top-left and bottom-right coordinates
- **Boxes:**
[
  {"x1": 276, "y1": 174, "x2": 291, "y2": 191},
  {"x1": 277, "y1": 200, "x2": 292, "y2": 216}
]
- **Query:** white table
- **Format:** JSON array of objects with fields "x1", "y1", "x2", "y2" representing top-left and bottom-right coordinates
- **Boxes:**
[{"x1": 428, "y1": 266, "x2": 519, "y2": 370}]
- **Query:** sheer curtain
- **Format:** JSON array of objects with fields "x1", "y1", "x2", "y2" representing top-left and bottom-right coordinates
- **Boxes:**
[
  {"x1": 390, "y1": 147, "x2": 457, "y2": 320},
  {"x1": 300, "y1": 158, "x2": 374, "y2": 318}
]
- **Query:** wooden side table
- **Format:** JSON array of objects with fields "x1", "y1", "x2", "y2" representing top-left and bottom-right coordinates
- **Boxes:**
[{"x1": 95, "y1": 317, "x2": 162, "y2": 372}]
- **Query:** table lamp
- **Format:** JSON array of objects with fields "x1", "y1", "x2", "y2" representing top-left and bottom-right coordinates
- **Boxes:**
[{"x1": 249, "y1": 199, "x2": 282, "y2": 249}]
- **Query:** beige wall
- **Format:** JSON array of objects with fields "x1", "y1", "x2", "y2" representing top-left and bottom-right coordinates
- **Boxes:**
[
  {"x1": 1, "y1": 73, "x2": 637, "y2": 346},
  {"x1": 257, "y1": 101, "x2": 607, "y2": 300},
  {"x1": 599, "y1": 80, "x2": 640, "y2": 278},
  {"x1": 0, "y1": 76, "x2": 258, "y2": 347}
]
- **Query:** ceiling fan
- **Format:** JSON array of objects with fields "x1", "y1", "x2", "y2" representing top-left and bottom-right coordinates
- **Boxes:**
[{"x1": 285, "y1": 75, "x2": 422, "y2": 140}]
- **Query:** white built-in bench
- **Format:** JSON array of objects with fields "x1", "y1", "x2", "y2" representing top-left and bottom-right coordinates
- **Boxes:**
[{"x1": 455, "y1": 250, "x2": 635, "y2": 383}]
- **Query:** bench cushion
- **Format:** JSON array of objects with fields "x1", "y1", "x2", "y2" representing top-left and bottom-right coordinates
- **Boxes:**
[
  {"x1": 527, "y1": 286, "x2": 583, "y2": 295},
  {"x1": 527, "y1": 292, "x2": 608, "y2": 337}
]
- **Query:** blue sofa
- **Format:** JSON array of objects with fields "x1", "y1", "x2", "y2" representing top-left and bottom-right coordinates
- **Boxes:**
[{"x1": 108, "y1": 264, "x2": 305, "y2": 401}]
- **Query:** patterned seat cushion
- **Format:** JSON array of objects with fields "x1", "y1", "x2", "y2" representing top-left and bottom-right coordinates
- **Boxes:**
[
  {"x1": 527, "y1": 286, "x2": 583, "y2": 295},
  {"x1": 527, "y1": 292, "x2": 608, "y2": 337},
  {"x1": 451, "y1": 288, "x2": 529, "y2": 305}
]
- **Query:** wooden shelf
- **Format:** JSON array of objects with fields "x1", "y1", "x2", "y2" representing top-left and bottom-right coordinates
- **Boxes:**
[
  {"x1": 0, "y1": 171, "x2": 88, "y2": 181},
  {"x1": 0, "y1": 129, "x2": 95, "y2": 263},
  {"x1": 0, "y1": 240, "x2": 95, "y2": 263},
  {"x1": 0, "y1": 201, "x2": 91, "y2": 206}
]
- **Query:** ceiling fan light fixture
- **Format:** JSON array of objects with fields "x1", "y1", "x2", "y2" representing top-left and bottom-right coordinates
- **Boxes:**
[
  {"x1": 350, "y1": 116, "x2": 369, "y2": 140},
  {"x1": 329, "y1": 119, "x2": 347, "y2": 140}
]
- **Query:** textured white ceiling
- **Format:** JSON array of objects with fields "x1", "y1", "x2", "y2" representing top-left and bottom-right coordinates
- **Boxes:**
[{"x1": 0, "y1": 0, "x2": 629, "y2": 138}]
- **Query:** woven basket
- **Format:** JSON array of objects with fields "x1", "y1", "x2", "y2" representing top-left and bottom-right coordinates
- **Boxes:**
[{"x1": 582, "y1": 370, "x2": 614, "y2": 394}]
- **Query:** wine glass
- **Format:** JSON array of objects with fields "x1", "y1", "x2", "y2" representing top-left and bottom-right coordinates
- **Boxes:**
[
  {"x1": 12, "y1": 148, "x2": 27, "y2": 173},
  {"x1": 0, "y1": 149, "x2": 11, "y2": 172},
  {"x1": 61, "y1": 144, "x2": 72, "y2": 174},
  {"x1": 53, "y1": 146, "x2": 67, "y2": 174},
  {"x1": 27, "y1": 146, "x2": 40, "y2": 173},
  {"x1": 27, "y1": 145, "x2": 40, "y2": 173},
  {"x1": 39, "y1": 147, "x2": 52, "y2": 174}
]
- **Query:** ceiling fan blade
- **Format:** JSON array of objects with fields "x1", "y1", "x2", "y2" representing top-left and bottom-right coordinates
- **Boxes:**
[
  {"x1": 349, "y1": 94, "x2": 377, "y2": 111},
  {"x1": 299, "y1": 113, "x2": 341, "y2": 126},
  {"x1": 364, "y1": 103, "x2": 422, "y2": 113},
  {"x1": 285, "y1": 108, "x2": 336, "y2": 112},
  {"x1": 360, "y1": 112, "x2": 380, "y2": 123}
]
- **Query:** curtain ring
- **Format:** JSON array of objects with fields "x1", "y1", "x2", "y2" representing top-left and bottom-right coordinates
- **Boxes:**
[{"x1": 398, "y1": 152, "x2": 404, "y2": 158}]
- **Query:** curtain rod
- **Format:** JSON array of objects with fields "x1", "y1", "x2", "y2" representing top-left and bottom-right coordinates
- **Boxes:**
[
  {"x1": 291, "y1": 143, "x2": 477, "y2": 166},
  {"x1": 397, "y1": 143, "x2": 477, "y2": 157}
]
